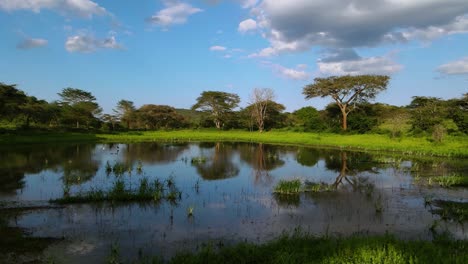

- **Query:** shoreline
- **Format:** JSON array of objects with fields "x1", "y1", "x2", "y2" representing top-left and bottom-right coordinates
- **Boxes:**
[{"x1": 1, "y1": 130, "x2": 467, "y2": 158}]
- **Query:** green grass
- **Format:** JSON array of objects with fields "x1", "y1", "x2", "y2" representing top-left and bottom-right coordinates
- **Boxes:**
[
  {"x1": 430, "y1": 175, "x2": 468, "y2": 187},
  {"x1": 51, "y1": 177, "x2": 181, "y2": 204},
  {"x1": 274, "y1": 179, "x2": 302, "y2": 194},
  {"x1": 108, "y1": 234, "x2": 468, "y2": 264},
  {"x1": 430, "y1": 200, "x2": 468, "y2": 223},
  {"x1": 1, "y1": 130, "x2": 467, "y2": 157},
  {"x1": 274, "y1": 180, "x2": 334, "y2": 194}
]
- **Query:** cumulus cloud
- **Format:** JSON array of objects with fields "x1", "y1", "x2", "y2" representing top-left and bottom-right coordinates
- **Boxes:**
[
  {"x1": 317, "y1": 49, "x2": 403, "y2": 76},
  {"x1": 210, "y1": 45, "x2": 227, "y2": 51},
  {"x1": 238, "y1": 18, "x2": 257, "y2": 34},
  {"x1": 262, "y1": 61, "x2": 310, "y2": 80},
  {"x1": 148, "y1": 1, "x2": 202, "y2": 29},
  {"x1": 437, "y1": 57, "x2": 468, "y2": 75},
  {"x1": 65, "y1": 33, "x2": 122, "y2": 53},
  {"x1": 17, "y1": 37, "x2": 48, "y2": 49},
  {"x1": 245, "y1": 0, "x2": 468, "y2": 56},
  {"x1": 0, "y1": 0, "x2": 107, "y2": 18}
]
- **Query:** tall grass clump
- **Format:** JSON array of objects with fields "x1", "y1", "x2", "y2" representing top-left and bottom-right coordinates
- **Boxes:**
[
  {"x1": 274, "y1": 179, "x2": 302, "y2": 194},
  {"x1": 430, "y1": 175, "x2": 468, "y2": 188},
  {"x1": 51, "y1": 177, "x2": 182, "y2": 204}
]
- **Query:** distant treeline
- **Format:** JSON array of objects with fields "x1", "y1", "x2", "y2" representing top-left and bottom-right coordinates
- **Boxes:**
[{"x1": 0, "y1": 81, "x2": 466, "y2": 137}]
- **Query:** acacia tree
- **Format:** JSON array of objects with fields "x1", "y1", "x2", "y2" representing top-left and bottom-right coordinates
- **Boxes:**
[
  {"x1": 303, "y1": 75, "x2": 389, "y2": 130},
  {"x1": 58, "y1": 88, "x2": 101, "y2": 129},
  {"x1": 192, "y1": 91, "x2": 240, "y2": 129},
  {"x1": 249, "y1": 88, "x2": 274, "y2": 132},
  {"x1": 114, "y1": 99, "x2": 136, "y2": 129}
]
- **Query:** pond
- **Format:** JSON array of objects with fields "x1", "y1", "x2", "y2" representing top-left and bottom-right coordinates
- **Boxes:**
[{"x1": 0, "y1": 142, "x2": 467, "y2": 263}]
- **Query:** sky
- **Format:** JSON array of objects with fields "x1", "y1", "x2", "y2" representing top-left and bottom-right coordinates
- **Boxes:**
[{"x1": 0, "y1": 0, "x2": 467, "y2": 114}]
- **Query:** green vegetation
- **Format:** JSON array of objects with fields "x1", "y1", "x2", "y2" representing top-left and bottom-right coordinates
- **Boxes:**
[
  {"x1": 430, "y1": 200, "x2": 468, "y2": 223},
  {"x1": 274, "y1": 179, "x2": 334, "y2": 194},
  {"x1": 430, "y1": 175, "x2": 468, "y2": 187},
  {"x1": 51, "y1": 177, "x2": 181, "y2": 204},
  {"x1": 191, "y1": 156, "x2": 207, "y2": 164},
  {"x1": 304, "y1": 182, "x2": 334, "y2": 193},
  {"x1": 106, "y1": 234, "x2": 468, "y2": 264},
  {"x1": 303, "y1": 75, "x2": 390, "y2": 131},
  {"x1": 1, "y1": 130, "x2": 467, "y2": 157},
  {"x1": 274, "y1": 179, "x2": 302, "y2": 194}
]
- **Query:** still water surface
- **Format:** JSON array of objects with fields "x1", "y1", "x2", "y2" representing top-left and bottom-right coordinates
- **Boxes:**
[{"x1": 0, "y1": 142, "x2": 467, "y2": 262}]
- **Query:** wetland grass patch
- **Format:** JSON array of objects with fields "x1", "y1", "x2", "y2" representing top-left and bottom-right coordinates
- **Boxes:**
[{"x1": 51, "y1": 177, "x2": 181, "y2": 205}]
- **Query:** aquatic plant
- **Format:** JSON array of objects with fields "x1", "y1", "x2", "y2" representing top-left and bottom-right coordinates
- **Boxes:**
[
  {"x1": 105, "y1": 161, "x2": 112, "y2": 174},
  {"x1": 304, "y1": 182, "x2": 334, "y2": 193},
  {"x1": 274, "y1": 179, "x2": 302, "y2": 194},
  {"x1": 136, "y1": 160, "x2": 143, "y2": 174},
  {"x1": 431, "y1": 175, "x2": 468, "y2": 188},
  {"x1": 187, "y1": 206, "x2": 194, "y2": 217},
  {"x1": 51, "y1": 177, "x2": 182, "y2": 205},
  {"x1": 191, "y1": 156, "x2": 207, "y2": 164},
  {"x1": 430, "y1": 200, "x2": 468, "y2": 223}
]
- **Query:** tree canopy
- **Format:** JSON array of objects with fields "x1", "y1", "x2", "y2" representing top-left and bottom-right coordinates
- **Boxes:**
[
  {"x1": 192, "y1": 91, "x2": 240, "y2": 129},
  {"x1": 303, "y1": 75, "x2": 389, "y2": 130}
]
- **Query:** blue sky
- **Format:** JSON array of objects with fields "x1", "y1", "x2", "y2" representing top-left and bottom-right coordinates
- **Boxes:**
[{"x1": 0, "y1": 0, "x2": 467, "y2": 113}]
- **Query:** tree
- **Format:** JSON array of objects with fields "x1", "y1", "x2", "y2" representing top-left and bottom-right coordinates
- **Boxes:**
[
  {"x1": 292, "y1": 106, "x2": 325, "y2": 131},
  {"x1": 303, "y1": 75, "x2": 389, "y2": 130},
  {"x1": 136, "y1": 104, "x2": 187, "y2": 130},
  {"x1": 249, "y1": 88, "x2": 275, "y2": 132},
  {"x1": 245, "y1": 100, "x2": 286, "y2": 131},
  {"x1": 58, "y1": 88, "x2": 101, "y2": 129},
  {"x1": 114, "y1": 100, "x2": 136, "y2": 129},
  {"x1": 0, "y1": 83, "x2": 27, "y2": 120},
  {"x1": 192, "y1": 91, "x2": 240, "y2": 129},
  {"x1": 447, "y1": 93, "x2": 468, "y2": 134},
  {"x1": 19, "y1": 96, "x2": 50, "y2": 128},
  {"x1": 408, "y1": 96, "x2": 444, "y2": 132}
]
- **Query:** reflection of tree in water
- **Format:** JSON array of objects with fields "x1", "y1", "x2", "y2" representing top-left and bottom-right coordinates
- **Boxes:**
[
  {"x1": 0, "y1": 170, "x2": 25, "y2": 194},
  {"x1": 57, "y1": 145, "x2": 99, "y2": 185},
  {"x1": 239, "y1": 143, "x2": 286, "y2": 185},
  {"x1": 324, "y1": 151, "x2": 377, "y2": 192},
  {"x1": 296, "y1": 147, "x2": 320, "y2": 167},
  {"x1": 0, "y1": 144, "x2": 100, "y2": 192},
  {"x1": 122, "y1": 143, "x2": 189, "y2": 165},
  {"x1": 193, "y1": 142, "x2": 239, "y2": 180}
]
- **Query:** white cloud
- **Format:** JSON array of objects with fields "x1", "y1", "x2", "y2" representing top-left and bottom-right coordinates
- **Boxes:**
[
  {"x1": 65, "y1": 33, "x2": 122, "y2": 53},
  {"x1": 317, "y1": 56, "x2": 403, "y2": 76},
  {"x1": 238, "y1": 18, "x2": 257, "y2": 34},
  {"x1": 148, "y1": 1, "x2": 202, "y2": 29},
  {"x1": 437, "y1": 57, "x2": 468, "y2": 75},
  {"x1": 262, "y1": 61, "x2": 310, "y2": 80},
  {"x1": 0, "y1": 0, "x2": 107, "y2": 18},
  {"x1": 241, "y1": 0, "x2": 258, "y2": 9},
  {"x1": 244, "y1": 0, "x2": 468, "y2": 56},
  {"x1": 17, "y1": 37, "x2": 48, "y2": 49},
  {"x1": 223, "y1": 54, "x2": 232, "y2": 59},
  {"x1": 210, "y1": 45, "x2": 227, "y2": 51}
]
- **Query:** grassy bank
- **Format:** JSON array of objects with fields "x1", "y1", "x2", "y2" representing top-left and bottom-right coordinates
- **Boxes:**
[
  {"x1": 108, "y1": 234, "x2": 468, "y2": 264},
  {"x1": 1, "y1": 130, "x2": 467, "y2": 157}
]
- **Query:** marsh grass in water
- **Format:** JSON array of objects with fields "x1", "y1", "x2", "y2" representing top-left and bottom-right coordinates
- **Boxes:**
[
  {"x1": 274, "y1": 180, "x2": 334, "y2": 195},
  {"x1": 191, "y1": 156, "x2": 207, "y2": 164},
  {"x1": 274, "y1": 179, "x2": 302, "y2": 194},
  {"x1": 51, "y1": 177, "x2": 182, "y2": 204},
  {"x1": 430, "y1": 175, "x2": 468, "y2": 188},
  {"x1": 430, "y1": 200, "x2": 468, "y2": 223}
]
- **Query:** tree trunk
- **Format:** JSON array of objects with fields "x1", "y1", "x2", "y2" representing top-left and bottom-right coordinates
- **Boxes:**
[
  {"x1": 340, "y1": 108, "x2": 348, "y2": 131},
  {"x1": 76, "y1": 121, "x2": 80, "y2": 129},
  {"x1": 214, "y1": 119, "x2": 221, "y2": 129}
]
